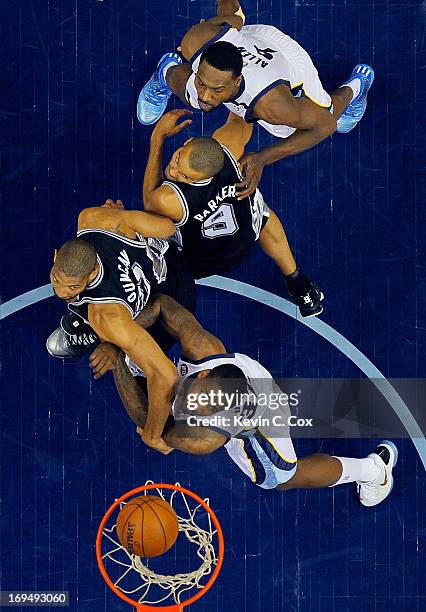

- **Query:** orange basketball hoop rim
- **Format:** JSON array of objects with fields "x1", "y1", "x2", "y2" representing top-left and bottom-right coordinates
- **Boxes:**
[{"x1": 96, "y1": 483, "x2": 225, "y2": 612}]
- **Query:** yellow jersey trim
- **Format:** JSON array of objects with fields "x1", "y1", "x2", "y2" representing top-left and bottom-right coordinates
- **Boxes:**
[
  {"x1": 258, "y1": 429, "x2": 298, "y2": 464},
  {"x1": 291, "y1": 81, "x2": 331, "y2": 109},
  {"x1": 240, "y1": 439, "x2": 257, "y2": 483}
]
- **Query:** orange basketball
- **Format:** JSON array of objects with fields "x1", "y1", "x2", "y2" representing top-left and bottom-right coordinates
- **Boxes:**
[{"x1": 116, "y1": 495, "x2": 179, "y2": 558}]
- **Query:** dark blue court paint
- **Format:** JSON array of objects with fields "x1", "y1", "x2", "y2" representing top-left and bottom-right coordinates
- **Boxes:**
[{"x1": 1, "y1": 1, "x2": 425, "y2": 611}]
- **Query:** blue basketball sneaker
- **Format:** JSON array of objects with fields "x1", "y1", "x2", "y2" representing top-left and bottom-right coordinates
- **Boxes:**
[
  {"x1": 336, "y1": 64, "x2": 375, "y2": 134},
  {"x1": 137, "y1": 53, "x2": 182, "y2": 125}
]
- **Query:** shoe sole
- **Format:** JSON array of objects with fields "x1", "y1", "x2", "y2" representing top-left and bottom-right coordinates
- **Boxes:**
[
  {"x1": 378, "y1": 439, "x2": 399, "y2": 468},
  {"x1": 137, "y1": 89, "x2": 170, "y2": 125},
  {"x1": 46, "y1": 339, "x2": 75, "y2": 359},
  {"x1": 378, "y1": 440, "x2": 398, "y2": 497}
]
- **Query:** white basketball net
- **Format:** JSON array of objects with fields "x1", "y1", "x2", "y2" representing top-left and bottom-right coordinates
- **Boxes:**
[{"x1": 100, "y1": 482, "x2": 219, "y2": 605}]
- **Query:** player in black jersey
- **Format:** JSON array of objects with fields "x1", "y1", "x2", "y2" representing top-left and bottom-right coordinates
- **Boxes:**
[
  {"x1": 47, "y1": 202, "x2": 196, "y2": 455},
  {"x1": 143, "y1": 109, "x2": 324, "y2": 318}
]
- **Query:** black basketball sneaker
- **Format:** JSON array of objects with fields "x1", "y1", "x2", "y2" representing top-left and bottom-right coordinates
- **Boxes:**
[
  {"x1": 46, "y1": 313, "x2": 99, "y2": 358},
  {"x1": 285, "y1": 271, "x2": 324, "y2": 318}
]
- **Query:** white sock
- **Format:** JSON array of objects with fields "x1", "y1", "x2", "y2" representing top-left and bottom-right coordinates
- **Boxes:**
[
  {"x1": 162, "y1": 61, "x2": 179, "y2": 85},
  {"x1": 340, "y1": 78, "x2": 361, "y2": 101},
  {"x1": 329, "y1": 456, "x2": 381, "y2": 487}
]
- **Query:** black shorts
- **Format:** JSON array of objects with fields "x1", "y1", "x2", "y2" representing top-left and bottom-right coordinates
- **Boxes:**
[
  {"x1": 146, "y1": 244, "x2": 196, "y2": 355},
  {"x1": 185, "y1": 210, "x2": 270, "y2": 280},
  {"x1": 161, "y1": 244, "x2": 197, "y2": 313}
]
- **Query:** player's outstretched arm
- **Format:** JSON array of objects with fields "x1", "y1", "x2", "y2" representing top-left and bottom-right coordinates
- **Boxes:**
[
  {"x1": 217, "y1": 0, "x2": 242, "y2": 17},
  {"x1": 111, "y1": 351, "x2": 150, "y2": 426},
  {"x1": 154, "y1": 295, "x2": 226, "y2": 361},
  {"x1": 88, "y1": 338, "x2": 227, "y2": 454},
  {"x1": 88, "y1": 302, "x2": 178, "y2": 455},
  {"x1": 212, "y1": 112, "x2": 253, "y2": 161},
  {"x1": 179, "y1": 1, "x2": 244, "y2": 61},
  {"x1": 143, "y1": 110, "x2": 193, "y2": 222},
  {"x1": 78, "y1": 206, "x2": 176, "y2": 239},
  {"x1": 236, "y1": 86, "x2": 337, "y2": 199},
  {"x1": 209, "y1": 1, "x2": 245, "y2": 28}
]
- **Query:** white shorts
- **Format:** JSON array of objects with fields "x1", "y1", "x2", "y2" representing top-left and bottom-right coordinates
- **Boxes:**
[
  {"x1": 225, "y1": 432, "x2": 297, "y2": 489},
  {"x1": 244, "y1": 25, "x2": 332, "y2": 139}
]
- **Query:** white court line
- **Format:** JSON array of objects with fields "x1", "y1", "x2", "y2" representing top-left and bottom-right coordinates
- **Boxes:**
[{"x1": 1, "y1": 278, "x2": 425, "y2": 469}]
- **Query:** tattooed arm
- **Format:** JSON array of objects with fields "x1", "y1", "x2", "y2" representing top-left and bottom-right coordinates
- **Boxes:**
[
  {"x1": 88, "y1": 296, "x2": 227, "y2": 453},
  {"x1": 154, "y1": 295, "x2": 226, "y2": 360},
  {"x1": 91, "y1": 294, "x2": 225, "y2": 362},
  {"x1": 110, "y1": 350, "x2": 226, "y2": 454},
  {"x1": 111, "y1": 352, "x2": 149, "y2": 428}
]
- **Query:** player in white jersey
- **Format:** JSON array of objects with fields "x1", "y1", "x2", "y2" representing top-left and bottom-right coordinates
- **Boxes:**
[
  {"x1": 90, "y1": 295, "x2": 397, "y2": 507},
  {"x1": 137, "y1": 0, "x2": 375, "y2": 197}
]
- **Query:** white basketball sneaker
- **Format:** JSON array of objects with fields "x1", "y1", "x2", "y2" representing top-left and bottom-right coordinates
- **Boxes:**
[{"x1": 357, "y1": 440, "x2": 398, "y2": 507}]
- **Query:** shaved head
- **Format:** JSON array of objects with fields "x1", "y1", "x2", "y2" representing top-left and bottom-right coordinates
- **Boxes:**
[
  {"x1": 54, "y1": 238, "x2": 97, "y2": 279},
  {"x1": 187, "y1": 137, "x2": 225, "y2": 178}
]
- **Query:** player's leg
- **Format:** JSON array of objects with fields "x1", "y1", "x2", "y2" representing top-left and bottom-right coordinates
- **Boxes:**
[
  {"x1": 258, "y1": 210, "x2": 324, "y2": 318},
  {"x1": 279, "y1": 30, "x2": 374, "y2": 135},
  {"x1": 277, "y1": 454, "x2": 343, "y2": 489},
  {"x1": 329, "y1": 87, "x2": 355, "y2": 120},
  {"x1": 277, "y1": 442, "x2": 398, "y2": 507},
  {"x1": 165, "y1": 63, "x2": 193, "y2": 102},
  {"x1": 258, "y1": 210, "x2": 297, "y2": 275}
]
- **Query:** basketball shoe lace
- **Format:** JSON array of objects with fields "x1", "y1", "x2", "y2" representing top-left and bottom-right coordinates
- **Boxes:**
[
  {"x1": 67, "y1": 330, "x2": 98, "y2": 347},
  {"x1": 357, "y1": 463, "x2": 385, "y2": 502},
  {"x1": 144, "y1": 70, "x2": 170, "y2": 105}
]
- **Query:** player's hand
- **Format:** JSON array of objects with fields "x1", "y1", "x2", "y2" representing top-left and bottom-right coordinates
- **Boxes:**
[
  {"x1": 136, "y1": 426, "x2": 174, "y2": 455},
  {"x1": 101, "y1": 198, "x2": 125, "y2": 209},
  {"x1": 236, "y1": 152, "x2": 265, "y2": 199},
  {"x1": 89, "y1": 342, "x2": 120, "y2": 379},
  {"x1": 152, "y1": 109, "x2": 193, "y2": 140}
]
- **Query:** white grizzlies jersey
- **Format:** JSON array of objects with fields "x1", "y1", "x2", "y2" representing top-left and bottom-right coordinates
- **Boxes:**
[
  {"x1": 172, "y1": 352, "x2": 297, "y2": 489},
  {"x1": 172, "y1": 352, "x2": 290, "y2": 436},
  {"x1": 186, "y1": 23, "x2": 332, "y2": 139}
]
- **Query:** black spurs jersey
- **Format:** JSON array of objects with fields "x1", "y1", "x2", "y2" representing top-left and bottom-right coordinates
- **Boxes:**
[
  {"x1": 165, "y1": 146, "x2": 270, "y2": 278},
  {"x1": 68, "y1": 229, "x2": 169, "y2": 323}
]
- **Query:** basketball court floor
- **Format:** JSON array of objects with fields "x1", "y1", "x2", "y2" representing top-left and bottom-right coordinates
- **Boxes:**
[{"x1": 1, "y1": 0, "x2": 425, "y2": 610}]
